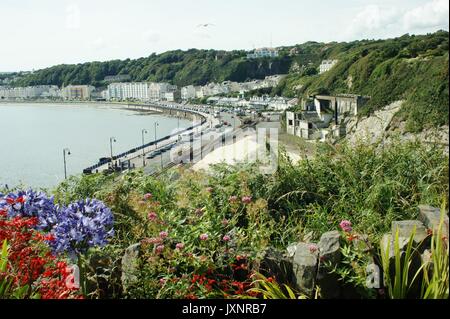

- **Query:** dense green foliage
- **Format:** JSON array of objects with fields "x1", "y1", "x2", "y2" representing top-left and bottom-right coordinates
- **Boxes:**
[
  {"x1": 48, "y1": 139, "x2": 448, "y2": 298},
  {"x1": 12, "y1": 31, "x2": 449, "y2": 131},
  {"x1": 281, "y1": 31, "x2": 449, "y2": 131},
  {"x1": 14, "y1": 50, "x2": 291, "y2": 88}
]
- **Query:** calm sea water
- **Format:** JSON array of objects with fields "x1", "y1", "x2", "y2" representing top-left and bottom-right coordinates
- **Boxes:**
[{"x1": 0, "y1": 103, "x2": 190, "y2": 189}]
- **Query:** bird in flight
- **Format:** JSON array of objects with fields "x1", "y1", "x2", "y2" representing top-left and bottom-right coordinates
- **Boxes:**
[{"x1": 197, "y1": 23, "x2": 215, "y2": 28}]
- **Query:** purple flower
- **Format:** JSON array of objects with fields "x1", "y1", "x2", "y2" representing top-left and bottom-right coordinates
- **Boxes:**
[
  {"x1": 0, "y1": 189, "x2": 58, "y2": 231},
  {"x1": 309, "y1": 244, "x2": 318, "y2": 253},
  {"x1": 339, "y1": 220, "x2": 353, "y2": 233},
  {"x1": 223, "y1": 235, "x2": 231, "y2": 242},
  {"x1": 175, "y1": 243, "x2": 185, "y2": 250},
  {"x1": 49, "y1": 198, "x2": 114, "y2": 257},
  {"x1": 199, "y1": 233, "x2": 209, "y2": 241}
]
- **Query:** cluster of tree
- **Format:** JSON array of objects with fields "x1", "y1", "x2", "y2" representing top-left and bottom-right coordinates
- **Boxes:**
[{"x1": 13, "y1": 49, "x2": 291, "y2": 88}]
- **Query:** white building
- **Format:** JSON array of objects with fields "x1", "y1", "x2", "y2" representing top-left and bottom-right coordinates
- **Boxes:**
[
  {"x1": 107, "y1": 82, "x2": 150, "y2": 101},
  {"x1": 319, "y1": 60, "x2": 338, "y2": 74},
  {"x1": 247, "y1": 48, "x2": 279, "y2": 59},
  {"x1": 181, "y1": 85, "x2": 197, "y2": 100},
  {"x1": 149, "y1": 82, "x2": 178, "y2": 101},
  {"x1": 62, "y1": 85, "x2": 95, "y2": 100},
  {"x1": 0, "y1": 85, "x2": 60, "y2": 99}
]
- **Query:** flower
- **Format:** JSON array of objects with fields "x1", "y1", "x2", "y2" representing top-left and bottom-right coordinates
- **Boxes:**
[
  {"x1": 241, "y1": 196, "x2": 252, "y2": 204},
  {"x1": 175, "y1": 242, "x2": 185, "y2": 250},
  {"x1": 222, "y1": 219, "x2": 229, "y2": 226},
  {"x1": 339, "y1": 220, "x2": 353, "y2": 233},
  {"x1": 228, "y1": 196, "x2": 238, "y2": 203},
  {"x1": 159, "y1": 278, "x2": 167, "y2": 285},
  {"x1": 223, "y1": 235, "x2": 231, "y2": 242},
  {"x1": 199, "y1": 233, "x2": 209, "y2": 241},
  {"x1": 48, "y1": 199, "x2": 114, "y2": 257},
  {"x1": 205, "y1": 187, "x2": 213, "y2": 193},
  {"x1": 309, "y1": 244, "x2": 318, "y2": 253},
  {"x1": 159, "y1": 231, "x2": 169, "y2": 239},
  {"x1": 143, "y1": 193, "x2": 153, "y2": 200},
  {"x1": 156, "y1": 245, "x2": 165, "y2": 253},
  {"x1": 147, "y1": 212, "x2": 158, "y2": 221}
]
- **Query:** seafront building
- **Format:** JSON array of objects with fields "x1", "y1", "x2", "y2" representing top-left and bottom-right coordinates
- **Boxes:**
[
  {"x1": 62, "y1": 85, "x2": 95, "y2": 100},
  {"x1": 0, "y1": 85, "x2": 61, "y2": 99}
]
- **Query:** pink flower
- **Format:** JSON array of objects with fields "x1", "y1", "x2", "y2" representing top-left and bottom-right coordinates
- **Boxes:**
[
  {"x1": 222, "y1": 219, "x2": 229, "y2": 226},
  {"x1": 205, "y1": 187, "x2": 213, "y2": 193},
  {"x1": 223, "y1": 235, "x2": 231, "y2": 242},
  {"x1": 309, "y1": 244, "x2": 318, "y2": 253},
  {"x1": 145, "y1": 237, "x2": 163, "y2": 245},
  {"x1": 229, "y1": 196, "x2": 238, "y2": 203},
  {"x1": 144, "y1": 193, "x2": 153, "y2": 200},
  {"x1": 199, "y1": 233, "x2": 209, "y2": 241},
  {"x1": 148, "y1": 212, "x2": 158, "y2": 221},
  {"x1": 159, "y1": 278, "x2": 167, "y2": 285},
  {"x1": 339, "y1": 220, "x2": 353, "y2": 233},
  {"x1": 241, "y1": 196, "x2": 252, "y2": 204},
  {"x1": 156, "y1": 245, "x2": 165, "y2": 253},
  {"x1": 159, "y1": 231, "x2": 169, "y2": 239},
  {"x1": 175, "y1": 243, "x2": 185, "y2": 250}
]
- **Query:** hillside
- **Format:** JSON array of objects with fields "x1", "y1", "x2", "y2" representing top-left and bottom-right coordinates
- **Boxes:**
[
  {"x1": 14, "y1": 49, "x2": 291, "y2": 88},
  {"x1": 13, "y1": 31, "x2": 449, "y2": 131},
  {"x1": 279, "y1": 30, "x2": 449, "y2": 132}
]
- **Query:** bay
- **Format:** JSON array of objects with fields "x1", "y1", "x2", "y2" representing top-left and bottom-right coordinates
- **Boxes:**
[{"x1": 0, "y1": 102, "x2": 190, "y2": 189}]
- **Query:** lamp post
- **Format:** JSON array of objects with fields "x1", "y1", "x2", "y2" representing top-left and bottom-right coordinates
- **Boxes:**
[
  {"x1": 154, "y1": 122, "x2": 159, "y2": 148},
  {"x1": 141, "y1": 129, "x2": 148, "y2": 166},
  {"x1": 110, "y1": 136, "x2": 116, "y2": 160},
  {"x1": 63, "y1": 148, "x2": 71, "y2": 180}
]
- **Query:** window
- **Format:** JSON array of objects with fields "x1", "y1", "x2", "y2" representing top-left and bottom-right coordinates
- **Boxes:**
[{"x1": 288, "y1": 120, "x2": 293, "y2": 126}]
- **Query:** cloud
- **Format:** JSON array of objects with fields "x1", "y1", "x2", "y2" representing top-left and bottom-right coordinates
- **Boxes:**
[
  {"x1": 89, "y1": 37, "x2": 107, "y2": 50},
  {"x1": 403, "y1": 0, "x2": 449, "y2": 31},
  {"x1": 344, "y1": 4, "x2": 399, "y2": 39},
  {"x1": 142, "y1": 30, "x2": 161, "y2": 44},
  {"x1": 344, "y1": 0, "x2": 449, "y2": 40}
]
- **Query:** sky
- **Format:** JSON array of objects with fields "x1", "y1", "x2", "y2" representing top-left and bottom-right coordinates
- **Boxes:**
[{"x1": 0, "y1": 0, "x2": 448, "y2": 72}]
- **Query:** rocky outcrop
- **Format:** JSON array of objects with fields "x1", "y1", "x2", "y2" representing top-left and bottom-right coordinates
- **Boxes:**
[
  {"x1": 345, "y1": 101, "x2": 403, "y2": 145},
  {"x1": 121, "y1": 243, "x2": 142, "y2": 293}
]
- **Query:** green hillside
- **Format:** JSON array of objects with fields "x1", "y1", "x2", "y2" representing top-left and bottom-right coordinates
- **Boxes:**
[
  {"x1": 13, "y1": 31, "x2": 449, "y2": 131},
  {"x1": 14, "y1": 49, "x2": 291, "y2": 88},
  {"x1": 279, "y1": 31, "x2": 449, "y2": 132}
]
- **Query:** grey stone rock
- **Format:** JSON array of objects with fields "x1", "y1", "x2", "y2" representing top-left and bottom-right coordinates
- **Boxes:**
[
  {"x1": 286, "y1": 243, "x2": 297, "y2": 258},
  {"x1": 318, "y1": 231, "x2": 341, "y2": 265},
  {"x1": 292, "y1": 243, "x2": 319, "y2": 296},
  {"x1": 121, "y1": 243, "x2": 141, "y2": 292},
  {"x1": 256, "y1": 247, "x2": 296, "y2": 287},
  {"x1": 391, "y1": 220, "x2": 429, "y2": 246},
  {"x1": 418, "y1": 205, "x2": 449, "y2": 238}
]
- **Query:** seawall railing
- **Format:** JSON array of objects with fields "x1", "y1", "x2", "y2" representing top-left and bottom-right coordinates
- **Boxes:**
[{"x1": 82, "y1": 104, "x2": 207, "y2": 174}]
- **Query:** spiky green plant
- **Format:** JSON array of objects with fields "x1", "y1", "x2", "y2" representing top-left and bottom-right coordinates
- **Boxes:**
[{"x1": 420, "y1": 206, "x2": 449, "y2": 299}]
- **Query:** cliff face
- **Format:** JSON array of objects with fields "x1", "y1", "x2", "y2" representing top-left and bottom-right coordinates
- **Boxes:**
[{"x1": 345, "y1": 101, "x2": 449, "y2": 154}]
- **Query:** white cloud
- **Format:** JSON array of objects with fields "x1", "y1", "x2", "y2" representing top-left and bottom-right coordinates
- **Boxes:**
[
  {"x1": 345, "y1": 5, "x2": 399, "y2": 39},
  {"x1": 403, "y1": 0, "x2": 449, "y2": 31},
  {"x1": 142, "y1": 30, "x2": 161, "y2": 44},
  {"x1": 89, "y1": 37, "x2": 107, "y2": 50}
]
